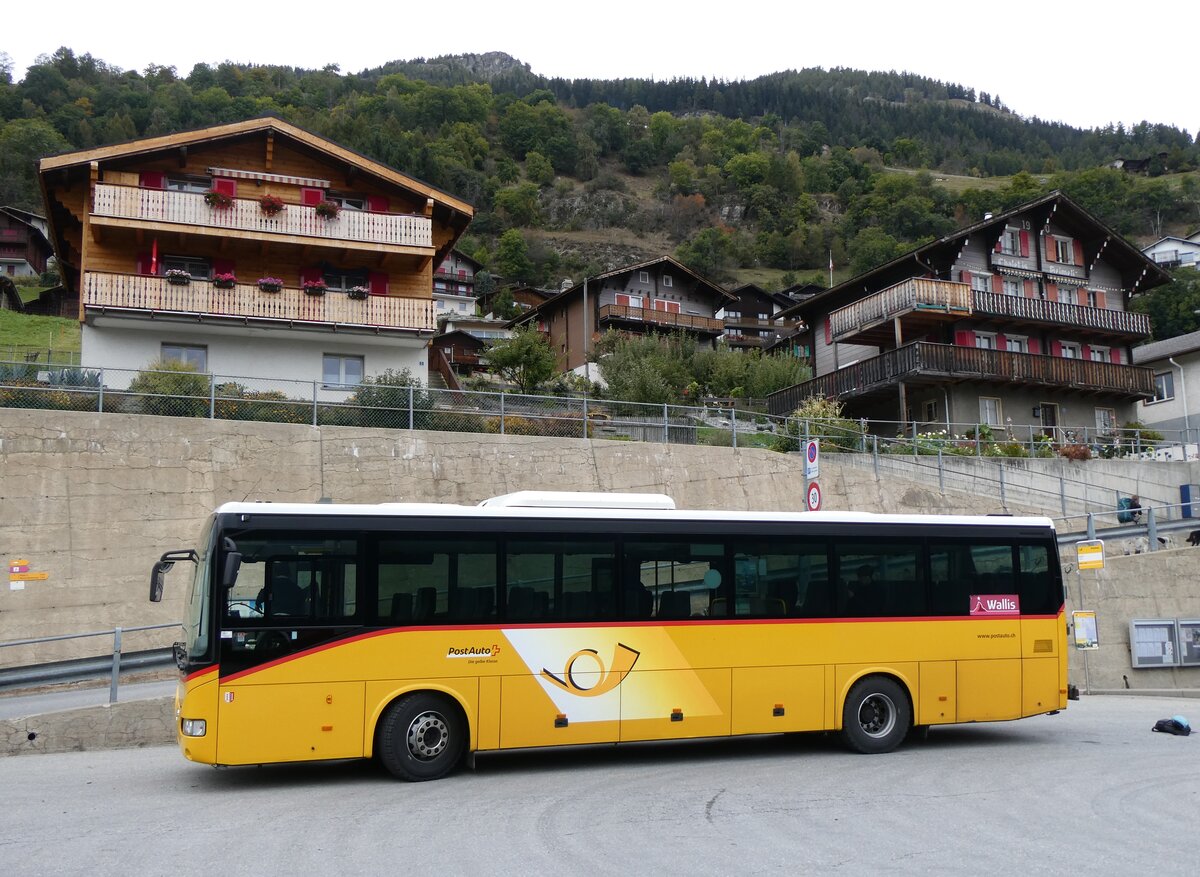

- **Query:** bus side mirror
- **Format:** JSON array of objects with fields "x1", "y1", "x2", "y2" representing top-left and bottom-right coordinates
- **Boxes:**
[
  {"x1": 222, "y1": 552, "x2": 242, "y2": 588},
  {"x1": 150, "y1": 561, "x2": 172, "y2": 602}
]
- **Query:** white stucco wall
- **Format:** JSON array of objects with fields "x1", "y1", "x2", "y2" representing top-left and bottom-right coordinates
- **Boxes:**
[{"x1": 81, "y1": 318, "x2": 429, "y2": 399}]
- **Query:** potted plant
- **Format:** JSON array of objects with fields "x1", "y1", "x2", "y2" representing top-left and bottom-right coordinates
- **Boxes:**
[
  {"x1": 303, "y1": 279, "x2": 328, "y2": 296},
  {"x1": 259, "y1": 194, "x2": 285, "y2": 216},
  {"x1": 314, "y1": 200, "x2": 340, "y2": 219},
  {"x1": 257, "y1": 276, "x2": 284, "y2": 293},
  {"x1": 164, "y1": 269, "x2": 192, "y2": 286},
  {"x1": 347, "y1": 285, "x2": 370, "y2": 300},
  {"x1": 213, "y1": 272, "x2": 237, "y2": 289},
  {"x1": 204, "y1": 189, "x2": 234, "y2": 209}
]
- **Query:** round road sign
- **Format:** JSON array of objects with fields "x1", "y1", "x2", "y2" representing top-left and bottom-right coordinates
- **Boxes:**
[{"x1": 806, "y1": 481, "x2": 821, "y2": 511}]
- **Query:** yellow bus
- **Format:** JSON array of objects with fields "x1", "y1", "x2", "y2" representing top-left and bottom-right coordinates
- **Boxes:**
[{"x1": 151, "y1": 491, "x2": 1067, "y2": 781}]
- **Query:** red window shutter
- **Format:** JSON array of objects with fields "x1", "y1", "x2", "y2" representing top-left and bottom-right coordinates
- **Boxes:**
[
  {"x1": 1082, "y1": 344, "x2": 1092, "y2": 360},
  {"x1": 1110, "y1": 349, "x2": 1121, "y2": 364},
  {"x1": 824, "y1": 318, "x2": 832, "y2": 345},
  {"x1": 301, "y1": 187, "x2": 325, "y2": 207},
  {"x1": 1019, "y1": 231, "x2": 1030, "y2": 257},
  {"x1": 1093, "y1": 290, "x2": 1106, "y2": 308},
  {"x1": 1023, "y1": 280, "x2": 1035, "y2": 297},
  {"x1": 1073, "y1": 240, "x2": 1084, "y2": 267},
  {"x1": 993, "y1": 238, "x2": 1002, "y2": 254},
  {"x1": 1050, "y1": 340, "x2": 1063, "y2": 357},
  {"x1": 212, "y1": 259, "x2": 235, "y2": 277},
  {"x1": 369, "y1": 271, "x2": 389, "y2": 296},
  {"x1": 1045, "y1": 283, "x2": 1058, "y2": 301},
  {"x1": 996, "y1": 333, "x2": 1008, "y2": 351},
  {"x1": 367, "y1": 195, "x2": 389, "y2": 213},
  {"x1": 136, "y1": 251, "x2": 152, "y2": 274},
  {"x1": 1027, "y1": 338, "x2": 1041, "y2": 355},
  {"x1": 1044, "y1": 236, "x2": 1055, "y2": 262},
  {"x1": 300, "y1": 267, "x2": 324, "y2": 286},
  {"x1": 616, "y1": 293, "x2": 630, "y2": 307},
  {"x1": 140, "y1": 172, "x2": 165, "y2": 189},
  {"x1": 960, "y1": 270, "x2": 972, "y2": 284},
  {"x1": 954, "y1": 329, "x2": 973, "y2": 346},
  {"x1": 212, "y1": 177, "x2": 237, "y2": 198},
  {"x1": 992, "y1": 275, "x2": 1003, "y2": 293}
]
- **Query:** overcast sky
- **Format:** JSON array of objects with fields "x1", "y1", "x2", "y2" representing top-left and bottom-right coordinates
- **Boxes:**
[{"x1": 7, "y1": 0, "x2": 1195, "y2": 136}]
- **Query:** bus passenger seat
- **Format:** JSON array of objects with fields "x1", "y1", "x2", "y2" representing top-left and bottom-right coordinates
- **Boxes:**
[
  {"x1": 390, "y1": 592, "x2": 413, "y2": 622},
  {"x1": 562, "y1": 591, "x2": 593, "y2": 619},
  {"x1": 658, "y1": 590, "x2": 691, "y2": 619},
  {"x1": 415, "y1": 587, "x2": 437, "y2": 621}
]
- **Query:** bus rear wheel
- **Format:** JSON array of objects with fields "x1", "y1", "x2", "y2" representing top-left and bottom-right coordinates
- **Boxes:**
[
  {"x1": 841, "y1": 677, "x2": 910, "y2": 754},
  {"x1": 378, "y1": 693, "x2": 466, "y2": 781}
]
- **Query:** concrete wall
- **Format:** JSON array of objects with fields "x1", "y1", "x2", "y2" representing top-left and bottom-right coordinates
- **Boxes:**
[{"x1": 1, "y1": 697, "x2": 174, "y2": 756}]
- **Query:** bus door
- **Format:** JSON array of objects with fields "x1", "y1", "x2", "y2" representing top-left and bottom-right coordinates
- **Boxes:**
[{"x1": 216, "y1": 534, "x2": 365, "y2": 765}]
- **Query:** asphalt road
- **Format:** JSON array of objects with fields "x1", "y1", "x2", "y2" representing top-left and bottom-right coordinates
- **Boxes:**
[
  {"x1": 0, "y1": 680, "x2": 177, "y2": 720},
  {"x1": 2, "y1": 695, "x2": 1195, "y2": 875}
]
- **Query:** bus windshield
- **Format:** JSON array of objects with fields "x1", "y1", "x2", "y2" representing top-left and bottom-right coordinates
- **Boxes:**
[{"x1": 183, "y1": 516, "x2": 216, "y2": 661}]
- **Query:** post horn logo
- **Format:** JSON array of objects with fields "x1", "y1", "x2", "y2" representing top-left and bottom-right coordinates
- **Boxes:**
[{"x1": 541, "y1": 643, "x2": 640, "y2": 697}]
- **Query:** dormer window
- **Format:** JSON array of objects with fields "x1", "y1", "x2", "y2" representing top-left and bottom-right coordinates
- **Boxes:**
[
  {"x1": 1056, "y1": 239, "x2": 1073, "y2": 263},
  {"x1": 1000, "y1": 229, "x2": 1020, "y2": 255},
  {"x1": 662, "y1": 274, "x2": 673, "y2": 288}
]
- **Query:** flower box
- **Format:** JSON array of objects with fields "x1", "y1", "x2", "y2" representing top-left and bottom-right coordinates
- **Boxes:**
[
  {"x1": 259, "y1": 194, "x2": 285, "y2": 216},
  {"x1": 257, "y1": 277, "x2": 284, "y2": 293},
  {"x1": 213, "y1": 272, "x2": 237, "y2": 289},
  {"x1": 314, "y1": 200, "x2": 340, "y2": 219},
  {"x1": 165, "y1": 269, "x2": 191, "y2": 286},
  {"x1": 204, "y1": 189, "x2": 234, "y2": 209},
  {"x1": 347, "y1": 286, "x2": 370, "y2": 300},
  {"x1": 303, "y1": 280, "x2": 328, "y2": 296}
]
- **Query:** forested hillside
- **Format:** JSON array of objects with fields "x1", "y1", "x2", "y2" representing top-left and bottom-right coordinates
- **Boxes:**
[{"x1": 2, "y1": 48, "x2": 1197, "y2": 296}]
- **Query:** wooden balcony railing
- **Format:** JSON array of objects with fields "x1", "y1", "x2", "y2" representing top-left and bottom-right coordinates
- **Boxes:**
[
  {"x1": 91, "y1": 184, "x2": 433, "y2": 249},
  {"x1": 83, "y1": 272, "x2": 435, "y2": 333},
  {"x1": 830, "y1": 277, "x2": 1149, "y2": 342},
  {"x1": 724, "y1": 315, "x2": 800, "y2": 329},
  {"x1": 971, "y1": 290, "x2": 1150, "y2": 336},
  {"x1": 767, "y1": 341, "x2": 1155, "y2": 415},
  {"x1": 829, "y1": 278, "x2": 971, "y2": 339},
  {"x1": 599, "y1": 304, "x2": 724, "y2": 333}
]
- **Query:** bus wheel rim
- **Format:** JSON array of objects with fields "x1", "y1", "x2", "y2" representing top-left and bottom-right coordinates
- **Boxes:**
[
  {"x1": 407, "y1": 711, "x2": 449, "y2": 760},
  {"x1": 858, "y1": 693, "x2": 896, "y2": 738}
]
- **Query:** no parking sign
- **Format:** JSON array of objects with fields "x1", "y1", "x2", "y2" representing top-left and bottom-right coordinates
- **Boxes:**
[{"x1": 804, "y1": 440, "x2": 819, "y2": 480}]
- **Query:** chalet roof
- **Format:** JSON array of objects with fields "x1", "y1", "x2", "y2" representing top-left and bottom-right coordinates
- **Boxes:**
[
  {"x1": 510, "y1": 255, "x2": 734, "y2": 327},
  {"x1": 0, "y1": 207, "x2": 52, "y2": 250},
  {"x1": 1132, "y1": 330, "x2": 1200, "y2": 364},
  {"x1": 1142, "y1": 236, "x2": 1200, "y2": 250},
  {"x1": 433, "y1": 329, "x2": 488, "y2": 349},
  {"x1": 777, "y1": 190, "x2": 1171, "y2": 321},
  {"x1": 38, "y1": 115, "x2": 473, "y2": 217},
  {"x1": 443, "y1": 248, "x2": 484, "y2": 270}
]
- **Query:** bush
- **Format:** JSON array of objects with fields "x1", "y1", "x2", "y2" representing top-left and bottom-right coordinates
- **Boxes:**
[
  {"x1": 346, "y1": 368, "x2": 432, "y2": 429},
  {"x1": 214, "y1": 383, "x2": 311, "y2": 424},
  {"x1": 1059, "y1": 443, "x2": 1093, "y2": 461},
  {"x1": 774, "y1": 397, "x2": 865, "y2": 453},
  {"x1": 127, "y1": 360, "x2": 209, "y2": 417}
]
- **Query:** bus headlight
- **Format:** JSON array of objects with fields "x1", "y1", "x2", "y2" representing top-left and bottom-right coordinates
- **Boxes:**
[{"x1": 181, "y1": 718, "x2": 207, "y2": 737}]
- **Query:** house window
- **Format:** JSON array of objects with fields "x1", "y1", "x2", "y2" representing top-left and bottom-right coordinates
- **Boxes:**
[
  {"x1": 165, "y1": 175, "x2": 210, "y2": 194},
  {"x1": 1006, "y1": 336, "x2": 1028, "y2": 354},
  {"x1": 1060, "y1": 342, "x2": 1081, "y2": 359},
  {"x1": 922, "y1": 400, "x2": 938, "y2": 422},
  {"x1": 979, "y1": 397, "x2": 1002, "y2": 427},
  {"x1": 1002, "y1": 278, "x2": 1022, "y2": 297},
  {"x1": 1152, "y1": 372, "x2": 1175, "y2": 403},
  {"x1": 160, "y1": 255, "x2": 211, "y2": 280},
  {"x1": 654, "y1": 299, "x2": 681, "y2": 313},
  {"x1": 969, "y1": 274, "x2": 991, "y2": 294},
  {"x1": 725, "y1": 309, "x2": 741, "y2": 319},
  {"x1": 323, "y1": 354, "x2": 364, "y2": 389},
  {"x1": 1090, "y1": 346, "x2": 1110, "y2": 362},
  {"x1": 637, "y1": 271, "x2": 650, "y2": 284},
  {"x1": 323, "y1": 268, "x2": 369, "y2": 292},
  {"x1": 615, "y1": 294, "x2": 642, "y2": 308},
  {"x1": 1000, "y1": 229, "x2": 1020, "y2": 255},
  {"x1": 1058, "y1": 286, "x2": 1078, "y2": 305},
  {"x1": 975, "y1": 332, "x2": 997, "y2": 350},
  {"x1": 1055, "y1": 239, "x2": 1073, "y2": 264},
  {"x1": 1095, "y1": 408, "x2": 1117, "y2": 434},
  {"x1": 662, "y1": 274, "x2": 673, "y2": 288},
  {"x1": 327, "y1": 192, "x2": 367, "y2": 212},
  {"x1": 161, "y1": 343, "x2": 207, "y2": 371},
  {"x1": 1087, "y1": 289, "x2": 1099, "y2": 308}
]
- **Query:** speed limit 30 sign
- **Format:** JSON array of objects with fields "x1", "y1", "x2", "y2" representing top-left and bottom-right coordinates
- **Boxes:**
[{"x1": 806, "y1": 481, "x2": 821, "y2": 511}]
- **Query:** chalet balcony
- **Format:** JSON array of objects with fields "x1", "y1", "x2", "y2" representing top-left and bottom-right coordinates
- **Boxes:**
[
  {"x1": 91, "y1": 184, "x2": 433, "y2": 252},
  {"x1": 767, "y1": 341, "x2": 1155, "y2": 415},
  {"x1": 829, "y1": 278, "x2": 1150, "y2": 345},
  {"x1": 599, "y1": 304, "x2": 724, "y2": 334},
  {"x1": 82, "y1": 271, "x2": 435, "y2": 334},
  {"x1": 724, "y1": 315, "x2": 801, "y2": 331}
]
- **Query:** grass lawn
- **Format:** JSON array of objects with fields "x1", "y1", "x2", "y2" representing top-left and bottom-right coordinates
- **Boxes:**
[{"x1": 0, "y1": 309, "x2": 81, "y2": 358}]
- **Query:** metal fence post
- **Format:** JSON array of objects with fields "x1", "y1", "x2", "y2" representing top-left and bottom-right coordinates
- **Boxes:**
[
  {"x1": 663, "y1": 403, "x2": 669, "y2": 443},
  {"x1": 409, "y1": 386, "x2": 415, "y2": 431},
  {"x1": 98, "y1": 368, "x2": 105, "y2": 413},
  {"x1": 1087, "y1": 513, "x2": 1095, "y2": 540},
  {"x1": 1060, "y1": 476, "x2": 1067, "y2": 519},
  {"x1": 872, "y1": 434, "x2": 879, "y2": 478},
  {"x1": 209, "y1": 374, "x2": 216, "y2": 419},
  {"x1": 1148, "y1": 507, "x2": 1158, "y2": 551},
  {"x1": 312, "y1": 382, "x2": 319, "y2": 426},
  {"x1": 582, "y1": 396, "x2": 588, "y2": 439},
  {"x1": 937, "y1": 448, "x2": 945, "y2": 493},
  {"x1": 109, "y1": 626, "x2": 123, "y2": 704},
  {"x1": 999, "y1": 464, "x2": 1006, "y2": 509},
  {"x1": 731, "y1": 408, "x2": 737, "y2": 449},
  {"x1": 912, "y1": 421, "x2": 918, "y2": 462},
  {"x1": 499, "y1": 393, "x2": 505, "y2": 435}
]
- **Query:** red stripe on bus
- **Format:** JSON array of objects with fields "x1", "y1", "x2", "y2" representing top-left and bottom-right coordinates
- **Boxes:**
[{"x1": 186, "y1": 665, "x2": 219, "y2": 683}]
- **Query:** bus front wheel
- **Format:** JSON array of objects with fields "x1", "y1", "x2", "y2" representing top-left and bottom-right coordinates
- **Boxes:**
[
  {"x1": 841, "y1": 677, "x2": 910, "y2": 754},
  {"x1": 378, "y1": 693, "x2": 466, "y2": 781}
]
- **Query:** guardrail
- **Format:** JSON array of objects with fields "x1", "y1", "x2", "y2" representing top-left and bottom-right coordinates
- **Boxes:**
[{"x1": 0, "y1": 623, "x2": 180, "y2": 702}]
